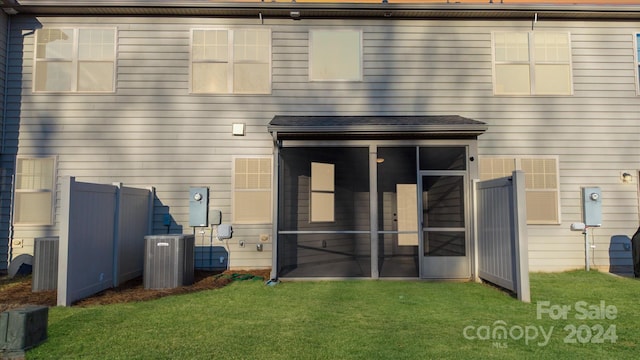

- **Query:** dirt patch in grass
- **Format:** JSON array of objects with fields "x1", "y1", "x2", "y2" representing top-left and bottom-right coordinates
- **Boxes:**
[{"x1": 0, "y1": 269, "x2": 271, "y2": 312}]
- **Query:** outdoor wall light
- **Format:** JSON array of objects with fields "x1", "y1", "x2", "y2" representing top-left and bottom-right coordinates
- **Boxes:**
[
  {"x1": 232, "y1": 123, "x2": 245, "y2": 136},
  {"x1": 622, "y1": 172, "x2": 632, "y2": 184},
  {"x1": 2, "y1": 8, "x2": 18, "y2": 15},
  {"x1": 376, "y1": 158, "x2": 385, "y2": 164},
  {"x1": 290, "y1": 11, "x2": 300, "y2": 20}
]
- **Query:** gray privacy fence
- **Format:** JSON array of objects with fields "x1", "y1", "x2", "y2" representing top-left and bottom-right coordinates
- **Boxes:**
[
  {"x1": 475, "y1": 171, "x2": 530, "y2": 302},
  {"x1": 57, "y1": 176, "x2": 154, "y2": 306}
]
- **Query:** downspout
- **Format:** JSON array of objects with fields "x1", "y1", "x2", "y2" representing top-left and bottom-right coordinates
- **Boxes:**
[
  {"x1": 7, "y1": 173, "x2": 13, "y2": 264},
  {"x1": 1, "y1": 3, "x2": 15, "y2": 156},
  {"x1": 112, "y1": 183, "x2": 122, "y2": 287},
  {"x1": 369, "y1": 145, "x2": 378, "y2": 279},
  {"x1": 269, "y1": 134, "x2": 280, "y2": 282}
]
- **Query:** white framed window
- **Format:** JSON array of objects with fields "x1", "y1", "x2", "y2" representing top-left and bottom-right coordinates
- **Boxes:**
[
  {"x1": 34, "y1": 28, "x2": 116, "y2": 92},
  {"x1": 479, "y1": 156, "x2": 561, "y2": 225},
  {"x1": 309, "y1": 29, "x2": 362, "y2": 81},
  {"x1": 493, "y1": 32, "x2": 573, "y2": 95},
  {"x1": 14, "y1": 157, "x2": 56, "y2": 226},
  {"x1": 191, "y1": 28, "x2": 271, "y2": 94},
  {"x1": 232, "y1": 156, "x2": 272, "y2": 224},
  {"x1": 310, "y1": 162, "x2": 335, "y2": 223}
]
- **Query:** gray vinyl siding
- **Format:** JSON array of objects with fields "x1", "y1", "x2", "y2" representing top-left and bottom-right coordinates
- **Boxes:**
[{"x1": 4, "y1": 16, "x2": 640, "y2": 272}]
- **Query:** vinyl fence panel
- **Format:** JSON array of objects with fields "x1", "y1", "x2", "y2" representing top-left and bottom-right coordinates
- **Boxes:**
[
  {"x1": 57, "y1": 176, "x2": 153, "y2": 306},
  {"x1": 58, "y1": 177, "x2": 117, "y2": 307},
  {"x1": 476, "y1": 171, "x2": 530, "y2": 302},
  {"x1": 114, "y1": 183, "x2": 155, "y2": 286}
]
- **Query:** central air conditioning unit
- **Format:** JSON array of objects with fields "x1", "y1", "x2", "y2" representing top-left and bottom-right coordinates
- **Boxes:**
[
  {"x1": 0, "y1": 306, "x2": 48, "y2": 352},
  {"x1": 143, "y1": 235, "x2": 195, "y2": 290},
  {"x1": 32, "y1": 237, "x2": 59, "y2": 292}
]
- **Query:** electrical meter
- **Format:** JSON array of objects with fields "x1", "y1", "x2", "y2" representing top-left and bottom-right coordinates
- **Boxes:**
[
  {"x1": 582, "y1": 187, "x2": 602, "y2": 227},
  {"x1": 189, "y1": 187, "x2": 209, "y2": 227}
]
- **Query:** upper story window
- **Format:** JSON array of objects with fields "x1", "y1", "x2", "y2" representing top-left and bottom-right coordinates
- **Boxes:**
[
  {"x1": 14, "y1": 157, "x2": 56, "y2": 226},
  {"x1": 479, "y1": 156, "x2": 561, "y2": 225},
  {"x1": 309, "y1": 29, "x2": 362, "y2": 81},
  {"x1": 34, "y1": 28, "x2": 116, "y2": 92},
  {"x1": 191, "y1": 29, "x2": 271, "y2": 94},
  {"x1": 493, "y1": 32, "x2": 573, "y2": 95}
]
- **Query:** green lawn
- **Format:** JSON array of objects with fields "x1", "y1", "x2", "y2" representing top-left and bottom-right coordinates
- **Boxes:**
[{"x1": 27, "y1": 271, "x2": 639, "y2": 359}]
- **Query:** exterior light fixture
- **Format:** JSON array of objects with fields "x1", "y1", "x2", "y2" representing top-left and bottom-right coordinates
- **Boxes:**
[
  {"x1": 622, "y1": 172, "x2": 632, "y2": 184},
  {"x1": 376, "y1": 158, "x2": 385, "y2": 164},
  {"x1": 290, "y1": 11, "x2": 300, "y2": 20},
  {"x1": 232, "y1": 123, "x2": 245, "y2": 136}
]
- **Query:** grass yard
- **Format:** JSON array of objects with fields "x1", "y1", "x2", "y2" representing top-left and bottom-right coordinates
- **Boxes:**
[{"x1": 27, "y1": 271, "x2": 639, "y2": 359}]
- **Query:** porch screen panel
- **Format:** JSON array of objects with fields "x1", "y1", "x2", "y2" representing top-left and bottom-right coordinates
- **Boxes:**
[
  {"x1": 376, "y1": 147, "x2": 419, "y2": 278},
  {"x1": 423, "y1": 231, "x2": 466, "y2": 257},
  {"x1": 419, "y1": 147, "x2": 466, "y2": 171},
  {"x1": 278, "y1": 147, "x2": 370, "y2": 277},
  {"x1": 277, "y1": 234, "x2": 371, "y2": 277},
  {"x1": 422, "y1": 176, "x2": 466, "y2": 257}
]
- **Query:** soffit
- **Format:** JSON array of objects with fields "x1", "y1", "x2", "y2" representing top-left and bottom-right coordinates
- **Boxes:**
[{"x1": 6, "y1": 1, "x2": 640, "y2": 20}]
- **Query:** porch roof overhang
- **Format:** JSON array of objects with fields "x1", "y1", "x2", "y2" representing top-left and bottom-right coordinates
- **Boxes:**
[
  {"x1": 3, "y1": 1, "x2": 640, "y2": 20},
  {"x1": 268, "y1": 115, "x2": 488, "y2": 141}
]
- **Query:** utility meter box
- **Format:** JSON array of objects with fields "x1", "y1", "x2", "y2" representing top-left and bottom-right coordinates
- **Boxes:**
[
  {"x1": 582, "y1": 187, "x2": 602, "y2": 227},
  {"x1": 210, "y1": 210, "x2": 222, "y2": 226},
  {"x1": 218, "y1": 224, "x2": 233, "y2": 240},
  {"x1": 189, "y1": 187, "x2": 209, "y2": 227}
]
